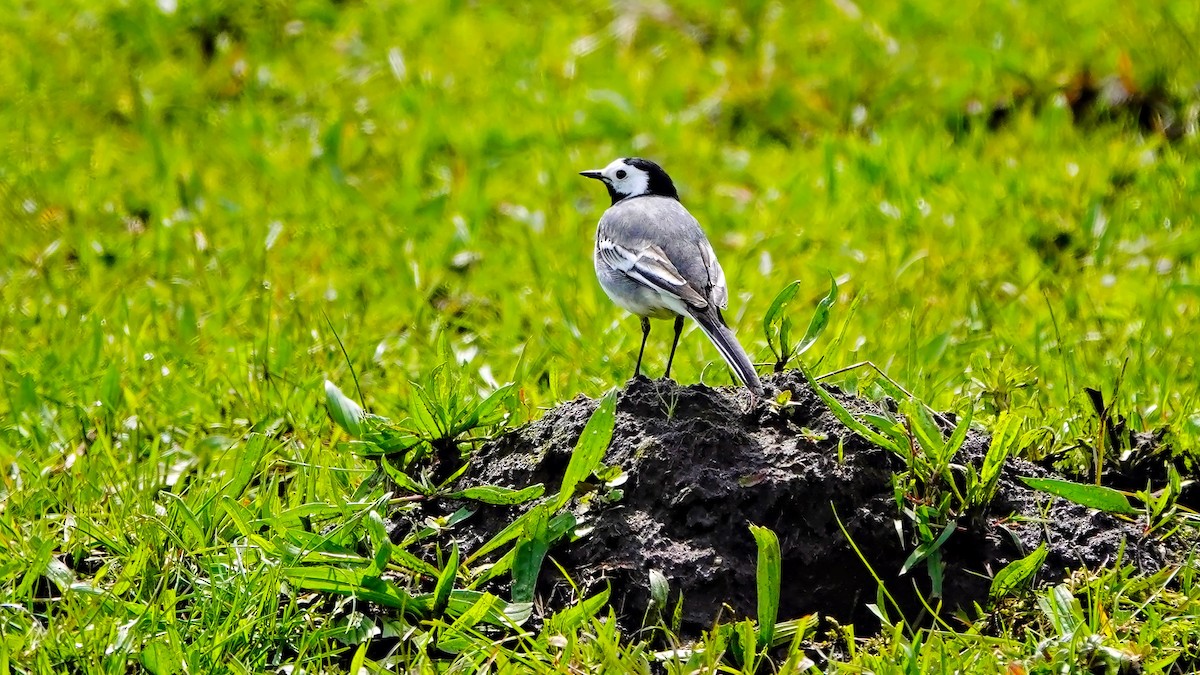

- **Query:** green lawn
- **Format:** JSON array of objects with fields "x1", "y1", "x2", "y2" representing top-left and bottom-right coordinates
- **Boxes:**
[{"x1": 2, "y1": 1, "x2": 1199, "y2": 672}]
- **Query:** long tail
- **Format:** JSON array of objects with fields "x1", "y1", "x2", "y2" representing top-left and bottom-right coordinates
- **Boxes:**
[{"x1": 688, "y1": 307, "x2": 764, "y2": 397}]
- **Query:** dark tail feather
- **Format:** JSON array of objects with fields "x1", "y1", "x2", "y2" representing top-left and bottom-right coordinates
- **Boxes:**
[{"x1": 688, "y1": 308, "x2": 764, "y2": 396}]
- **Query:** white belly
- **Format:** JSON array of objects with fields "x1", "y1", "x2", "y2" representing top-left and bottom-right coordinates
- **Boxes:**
[{"x1": 595, "y1": 254, "x2": 684, "y2": 320}]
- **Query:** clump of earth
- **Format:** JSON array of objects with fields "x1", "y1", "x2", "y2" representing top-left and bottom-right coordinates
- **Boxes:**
[{"x1": 433, "y1": 371, "x2": 1181, "y2": 634}]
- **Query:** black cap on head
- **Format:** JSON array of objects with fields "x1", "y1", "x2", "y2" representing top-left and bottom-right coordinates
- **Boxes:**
[
  {"x1": 624, "y1": 158, "x2": 679, "y2": 201},
  {"x1": 580, "y1": 157, "x2": 682, "y2": 205}
]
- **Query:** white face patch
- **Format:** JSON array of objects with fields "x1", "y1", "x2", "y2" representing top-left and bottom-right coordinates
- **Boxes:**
[{"x1": 601, "y1": 158, "x2": 650, "y2": 198}]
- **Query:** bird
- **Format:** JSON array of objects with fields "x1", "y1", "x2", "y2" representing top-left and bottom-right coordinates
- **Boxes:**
[{"x1": 580, "y1": 157, "x2": 764, "y2": 397}]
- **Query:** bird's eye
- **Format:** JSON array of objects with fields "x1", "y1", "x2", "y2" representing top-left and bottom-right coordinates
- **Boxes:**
[{"x1": 615, "y1": 170, "x2": 627, "y2": 179}]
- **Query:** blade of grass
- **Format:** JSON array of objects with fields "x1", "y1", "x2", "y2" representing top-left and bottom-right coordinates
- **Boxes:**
[{"x1": 749, "y1": 524, "x2": 781, "y2": 650}]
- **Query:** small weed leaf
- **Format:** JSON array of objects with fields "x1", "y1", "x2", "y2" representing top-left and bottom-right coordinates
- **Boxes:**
[
  {"x1": 555, "y1": 389, "x2": 617, "y2": 511},
  {"x1": 944, "y1": 404, "x2": 973, "y2": 460},
  {"x1": 803, "y1": 369, "x2": 903, "y2": 454},
  {"x1": 284, "y1": 565, "x2": 415, "y2": 609},
  {"x1": 458, "y1": 383, "x2": 515, "y2": 434},
  {"x1": 464, "y1": 503, "x2": 545, "y2": 564},
  {"x1": 899, "y1": 519, "x2": 956, "y2": 576},
  {"x1": 324, "y1": 380, "x2": 365, "y2": 437},
  {"x1": 390, "y1": 547, "x2": 441, "y2": 578},
  {"x1": 1037, "y1": 584, "x2": 1086, "y2": 636},
  {"x1": 409, "y1": 380, "x2": 449, "y2": 437},
  {"x1": 350, "y1": 423, "x2": 425, "y2": 458},
  {"x1": 749, "y1": 524, "x2": 782, "y2": 650},
  {"x1": 140, "y1": 639, "x2": 179, "y2": 675},
  {"x1": 794, "y1": 273, "x2": 838, "y2": 359},
  {"x1": 544, "y1": 587, "x2": 611, "y2": 635},
  {"x1": 971, "y1": 407, "x2": 1010, "y2": 510},
  {"x1": 446, "y1": 483, "x2": 545, "y2": 505},
  {"x1": 861, "y1": 412, "x2": 909, "y2": 448},
  {"x1": 763, "y1": 280, "x2": 802, "y2": 367},
  {"x1": 989, "y1": 542, "x2": 1048, "y2": 600},
  {"x1": 365, "y1": 510, "x2": 393, "y2": 575},
  {"x1": 903, "y1": 397, "x2": 947, "y2": 463},
  {"x1": 381, "y1": 458, "x2": 433, "y2": 496},
  {"x1": 648, "y1": 569, "x2": 669, "y2": 613},
  {"x1": 441, "y1": 591, "x2": 503, "y2": 648},
  {"x1": 437, "y1": 589, "x2": 532, "y2": 627},
  {"x1": 512, "y1": 504, "x2": 550, "y2": 604},
  {"x1": 433, "y1": 543, "x2": 460, "y2": 616},
  {"x1": 716, "y1": 619, "x2": 761, "y2": 671},
  {"x1": 1020, "y1": 476, "x2": 1138, "y2": 516}
]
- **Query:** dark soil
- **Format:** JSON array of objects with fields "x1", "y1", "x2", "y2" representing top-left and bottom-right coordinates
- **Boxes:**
[{"x1": 427, "y1": 372, "x2": 1182, "y2": 635}]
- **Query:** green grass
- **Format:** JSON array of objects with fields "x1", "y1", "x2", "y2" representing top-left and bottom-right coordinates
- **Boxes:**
[{"x1": 2, "y1": 0, "x2": 1199, "y2": 672}]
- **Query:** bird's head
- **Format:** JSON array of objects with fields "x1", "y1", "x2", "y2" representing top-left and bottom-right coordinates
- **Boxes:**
[{"x1": 580, "y1": 157, "x2": 679, "y2": 205}]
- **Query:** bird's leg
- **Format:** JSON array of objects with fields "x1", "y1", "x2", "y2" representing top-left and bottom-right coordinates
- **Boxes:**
[
  {"x1": 664, "y1": 315, "x2": 685, "y2": 379},
  {"x1": 634, "y1": 316, "x2": 651, "y2": 379}
]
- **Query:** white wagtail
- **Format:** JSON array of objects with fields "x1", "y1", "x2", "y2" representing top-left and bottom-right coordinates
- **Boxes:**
[{"x1": 581, "y1": 157, "x2": 764, "y2": 397}]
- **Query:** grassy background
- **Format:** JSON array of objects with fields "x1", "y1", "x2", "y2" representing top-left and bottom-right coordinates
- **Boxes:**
[{"x1": 2, "y1": 0, "x2": 1199, "y2": 671}]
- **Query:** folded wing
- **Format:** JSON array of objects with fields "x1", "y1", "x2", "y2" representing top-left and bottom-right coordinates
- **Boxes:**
[{"x1": 596, "y1": 239, "x2": 709, "y2": 310}]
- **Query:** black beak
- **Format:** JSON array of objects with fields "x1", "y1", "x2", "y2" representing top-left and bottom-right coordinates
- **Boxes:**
[{"x1": 579, "y1": 170, "x2": 604, "y2": 180}]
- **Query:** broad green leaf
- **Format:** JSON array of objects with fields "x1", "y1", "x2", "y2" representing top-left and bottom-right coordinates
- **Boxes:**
[
  {"x1": 101, "y1": 362, "x2": 122, "y2": 411},
  {"x1": 772, "y1": 614, "x2": 820, "y2": 649},
  {"x1": 544, "y1": 587, "x2": 611, "y2": 635},
  {"x1": 1020, "y1": 476, "x2": 1137, "y2": 516},
  {"x1": 762, "y1": 280, "x2": 802, "y2": 358},
  {"x1": 547, "y1": 511, "x2": 577, "y2": 540},
  {"x1": 444, "y1": 591, "x2": 501, "y2": 630},
  {"x1": 457, "y1": 383, "x2": 514, "y2": 433},
  {"x1": 365, "y1": 510, "x2": 392, "y2": 575},
  {"x1": 420, "y1": 589, "x2": 532, "y2": 627},
  {"x1": 555, "y1": 389, "x2": 617, "y2": 510},
  {"x1": 944, "y1": 404, "x2": 973, "y2": 460},
  {"x1": 351, "y1": 423, "x2": 425, "y2": 457},
  {"x1": 902, "y1": 398, "x2": 946, "y2": 463},
  {"x1": 407, "y1": 382, "x2": 445, "y2": 439},
  {"x1": 1037, "y1": 584, "x2": 1085, "y2": 636},
  {"x1": 501, "y1": 599, "x2": 534, "y2": 625},
  {"x1": 512, "y1": 504, "x2": 550, "y2": 604},
  {"x1": 470, "y1": 513, "x2": 573, "y2": 587},
  {"x1": 860, "y1": 413, "x2": 909, "y2": 447},
  {"x1": 140, "y1": 638, "x2": 180, "y2": 675},
  {"x1": 470, "y1": 548, "x2": 517, "y2": 588},
  {"x1": 794, "y1": 274, "x2": 838, "y2": 357},
  {"x1": 975, "y1": 407, "x2": 1009, "y2": 506},
  {"x1": 749, "y1": 524, "x2": 781, "y2": 650},
  {"x1": 989, "y1": 543, "x2": 1047, "y2": 600},
  {"x1": 432, "y1": 543, "x2": 460, "y2": 616},
  {"x1": 219, "y1": 495, "x2": 267, "y2": 545},
  {"x1": 348, "y1": 644, "x2": 367, "y2": 675},
  {"x1": 389, "y1": 547, "x2": 441, "y2": 578},
  {"x1": 266, "y1": 500, "x2": 384, "y2": 527},
  {"x1": 284, "y1": 565, "x2": 416, "y2": 610},
  {"x1": 648, "y1": 569, "x2": 669, "y2": 612},
  {"x1": 324, "y1": 380, "x2": 364, "y2": 437},
  {"x1": 16, "y1": 538, "x2": 60, "y2": 595},
  {"x1": 446, "y1": 483, "x2": 545, "y2": 505}
]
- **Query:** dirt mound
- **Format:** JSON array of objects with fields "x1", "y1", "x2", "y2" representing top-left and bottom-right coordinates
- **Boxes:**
[{"x1": 443, "y1": 372, "x2": 1178, "y2": 634}]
